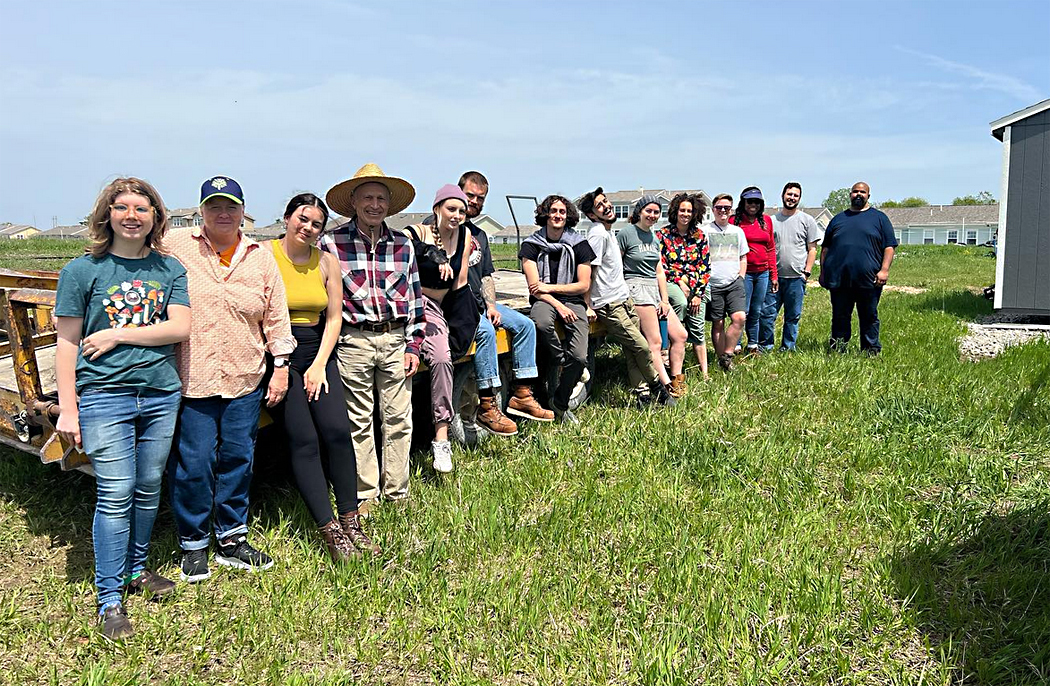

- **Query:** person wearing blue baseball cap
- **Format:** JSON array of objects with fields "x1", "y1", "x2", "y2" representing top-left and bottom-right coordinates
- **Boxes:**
[
  {"x1": 166, "y1": 175, "x2": 296, "y2": 583},
  {"x1": 730, "y1": 187, "x2": 778, "y2": 355}
]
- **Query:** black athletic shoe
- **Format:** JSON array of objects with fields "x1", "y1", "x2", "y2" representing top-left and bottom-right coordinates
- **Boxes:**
[
  {"x1": 649, "y1": 381, "x2": 677, "y2": 408},
  {"x1": 180, "y1": 548, "x2": 211, "y2": 583},
  {"x1": 215, "y1": 535, "x2": 274, "y2": 572}
]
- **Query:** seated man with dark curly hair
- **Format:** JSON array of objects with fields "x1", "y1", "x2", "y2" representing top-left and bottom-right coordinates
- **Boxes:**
[{"x1": 518, "y1": 195, "x2": 596, "y2": 424}]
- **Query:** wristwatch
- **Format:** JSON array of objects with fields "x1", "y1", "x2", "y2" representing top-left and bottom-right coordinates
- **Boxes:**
[
  {"x1": 273, "y1": 357, "x2": 289, "y2": 368},
  {"x1": 802, "y1": 270, "x2": 812, "y2": 278}
]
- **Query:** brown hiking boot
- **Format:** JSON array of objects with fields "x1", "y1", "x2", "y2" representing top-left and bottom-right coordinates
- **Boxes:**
[
  {"x1": 507, "y1": 384, "x2": 555, "y2": 422},
  {"x1": 123, "y1": 569, "x2": 176, "y2": 599},
  {"x1": 476, "y1": 395, "x2": 518, "y2": 436},
  {"x1": 319, "y1": 519, "x2": 359, "y2": 563},
  {"x1": 668, "y1": 374, "x2": 687, "y2": 398},
  {"x1": 339, "y1": 511, "x2": 381, "y2": 556}
]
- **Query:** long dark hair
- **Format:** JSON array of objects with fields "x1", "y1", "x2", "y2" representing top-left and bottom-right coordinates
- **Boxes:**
[
  {"x1": 284, "y1": 193, "x2": 330, "y2": 227},
  {"x1": 733, "y1": 186, "x2": 764, "y2": 227}
]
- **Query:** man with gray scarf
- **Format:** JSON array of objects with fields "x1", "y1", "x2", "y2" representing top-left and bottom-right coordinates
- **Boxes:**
[{"x1": 518, "y1": 194, "x2": 596, "y2": 423}]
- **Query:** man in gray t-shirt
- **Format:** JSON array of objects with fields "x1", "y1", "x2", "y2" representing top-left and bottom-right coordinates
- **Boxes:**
[{"x1": 759, "y1": 182, "x2": 823, "y2": 351}]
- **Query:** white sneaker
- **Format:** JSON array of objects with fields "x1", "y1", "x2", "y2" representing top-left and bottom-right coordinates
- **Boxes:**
[
  {"x1": 432, "y1": 440, "x2": 454, "y2": 473},
  {"x1": 570, "y1": 367, "x2": 591, "y2": 403}
]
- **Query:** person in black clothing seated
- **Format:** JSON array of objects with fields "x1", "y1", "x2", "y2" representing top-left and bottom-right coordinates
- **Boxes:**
[
  {"x1": 518, "y1": 195, "x2": 596, "y2": 424},
  {"x1": 403, "y1": 185, "x2": 474, "y2": 472}
]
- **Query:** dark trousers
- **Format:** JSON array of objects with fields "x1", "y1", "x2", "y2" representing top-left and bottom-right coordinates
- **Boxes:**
[
  {"x1": 530, "y1": 301, "x2": 588, "y2": 412},
  {"x1": 280, "y1": 320, "x2": 358, "y2": 526},
  {"x1": 829, "y1": 286, "x2": 883, "y2": 353}
]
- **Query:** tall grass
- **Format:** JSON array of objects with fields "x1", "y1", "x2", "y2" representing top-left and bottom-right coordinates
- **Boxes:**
[{"x1": 0, "y1": 244, "x2": 1047, "y2": 684}]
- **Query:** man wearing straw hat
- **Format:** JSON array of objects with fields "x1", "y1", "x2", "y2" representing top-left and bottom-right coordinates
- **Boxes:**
[{"x1": 321, "y1": 163, "x2": 423, "y2": 513}]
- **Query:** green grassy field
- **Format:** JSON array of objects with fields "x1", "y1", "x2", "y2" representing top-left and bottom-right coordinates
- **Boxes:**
[{"x1": 1, "y1": 242, "x2": 1048, "y2": 685}]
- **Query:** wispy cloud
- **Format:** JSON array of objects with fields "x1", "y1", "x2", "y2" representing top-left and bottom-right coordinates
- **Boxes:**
[{"x1": 894, "y1": 46, "x2": 1041, "y2": 101}]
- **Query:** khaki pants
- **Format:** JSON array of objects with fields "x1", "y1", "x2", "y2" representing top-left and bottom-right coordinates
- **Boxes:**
[
  {"x1": 336, "y1": 325, "x2": 412, "y2": 503},
  {"x1": 595, "y1": 299, "x2": 658, "y2": 389}
]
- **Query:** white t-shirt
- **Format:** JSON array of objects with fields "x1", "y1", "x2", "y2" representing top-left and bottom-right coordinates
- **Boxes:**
[
  {"x1": 586, "y1": 225, "x2": 631, "y2": 308},
  {"x1": 706, "y1": 222, "x2": 749, "y2": 287}
]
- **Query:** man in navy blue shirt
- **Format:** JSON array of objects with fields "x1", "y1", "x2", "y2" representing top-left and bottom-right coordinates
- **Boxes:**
[{"x1": 819, "y1": 182, "x2": 897, "y2": 354}]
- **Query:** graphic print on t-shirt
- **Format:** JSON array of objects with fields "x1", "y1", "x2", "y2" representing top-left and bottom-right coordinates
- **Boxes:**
[
  {"x1": 708, "y1": 231, "x2": 740, "y2": 264},
  {"x1": 467, "y1": 235, "x2": 483, "y2": 267},
  {"x1": 102, "y1": 279, "x2": 167, "y2": 328}
]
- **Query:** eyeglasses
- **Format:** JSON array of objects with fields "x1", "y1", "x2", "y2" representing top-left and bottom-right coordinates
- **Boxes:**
[
  {"x1": 111, "y1": 203, "x2": 152, "y2": 217},
  {"x1": 713, "y1": 206, "x2": 732, "y2": 213},
  {"x1": 744, "y1": 199, "x2": 762, "y2": 205}
]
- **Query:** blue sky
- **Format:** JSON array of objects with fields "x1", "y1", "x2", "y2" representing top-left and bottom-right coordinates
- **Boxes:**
[{"x1": 1, "y1": 0, "x2": 1047, "y2": 228}]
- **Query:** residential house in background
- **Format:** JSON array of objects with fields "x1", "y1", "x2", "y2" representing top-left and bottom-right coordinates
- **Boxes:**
[
  {"x1": 0, "y1": 223, "x2": 41, "y2": 239},
  {"x1": 991, "y1": 98, "x2": 1050, "y2": 316},
  {"x1": 383, "y1": 212, "x2": 505, "y2": 236},
  {"x1": 880, "y1": 205, "x2": 999, "y2": 246},
  {"x1": 579, "y1": 189, "x2": 714, "y2": 232},
  {"x1": 38, "y1": 224, "x2": 90, "y2": 238},
  {"x1": 168, "y1": 207, "x2": 255, "y2": 233}
]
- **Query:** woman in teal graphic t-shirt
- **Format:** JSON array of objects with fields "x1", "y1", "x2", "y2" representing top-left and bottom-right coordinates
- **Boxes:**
[{"x1": 54, "y1": 178, "x2": 191, "y2": 640}]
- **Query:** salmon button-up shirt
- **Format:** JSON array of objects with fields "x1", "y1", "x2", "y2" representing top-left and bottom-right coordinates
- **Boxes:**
[{"x1": 167, "y1": 226, "x2": 296, "y2": 399}]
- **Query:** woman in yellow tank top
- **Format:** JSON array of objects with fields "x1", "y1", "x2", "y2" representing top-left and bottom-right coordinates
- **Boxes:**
[{"x1": 269, "y1": 193, "x2": 378, "y2": 562}]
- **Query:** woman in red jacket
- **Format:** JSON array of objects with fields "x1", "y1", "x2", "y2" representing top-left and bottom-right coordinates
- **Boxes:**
[{"x1": 730, "y1": 187, "x2": 778, "y2": 353}]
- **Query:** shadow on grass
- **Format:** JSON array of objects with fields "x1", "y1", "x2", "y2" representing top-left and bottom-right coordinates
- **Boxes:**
[
  {"x1": 908, "y1": 288, "x2": 994, "y2": 321},
  {"x1": 889, "y1": 503, "x2": 1050, "y2": 685},
  {"x1": 0, "y1": 452, "x2": 96, "y2": 582}
]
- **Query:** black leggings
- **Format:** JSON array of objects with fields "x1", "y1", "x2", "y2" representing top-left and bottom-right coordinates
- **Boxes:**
[{"x1": 284, "y1": 320, "x2": 358, "y2": 525}]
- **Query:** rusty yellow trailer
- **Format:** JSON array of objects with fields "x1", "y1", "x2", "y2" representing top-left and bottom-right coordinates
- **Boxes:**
[{"x1": 0, "y1": 268, "x2": 87, "y2": 472}]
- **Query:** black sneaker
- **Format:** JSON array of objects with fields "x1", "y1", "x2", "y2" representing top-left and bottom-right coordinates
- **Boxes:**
[
  {"x1": 215, "y1": 535, "x2": 274, "y2": 572},
  {"x1": 98, "y1": 602, "x2": 133, "y2": 640},
  {"x1": 649, "y1": 381, "x2": 677, "y2": 408},
  {"x1": 180, "y1": 549, "x2": 211, "y2": 583}
]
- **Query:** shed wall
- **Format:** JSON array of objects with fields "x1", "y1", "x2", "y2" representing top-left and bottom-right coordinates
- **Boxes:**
[{"x1": 1002, "y1": 109, "x2": 1050, "y2": 313}]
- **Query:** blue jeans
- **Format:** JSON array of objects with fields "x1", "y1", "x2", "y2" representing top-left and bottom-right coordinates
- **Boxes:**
[
  {"x1": 169, "y1": 384, "x2": 264, "y2": 551},
  {"x1": 80, "y1": 388, "x2": 181, "y2": 608},
  {"x1": 742, "y1": 271, "x2": 771, "y2": 349},
  {"x1": 472, "y1": 304, "x2": 539, "y2": 389},
  {"x1": 760, "y1": 277, "x2": 806, "y2": 351}
]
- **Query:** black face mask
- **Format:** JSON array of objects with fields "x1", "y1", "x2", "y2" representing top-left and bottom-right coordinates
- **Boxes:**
[{"x1": 850, "y1": 195, "x2": 867, "y2": 209}]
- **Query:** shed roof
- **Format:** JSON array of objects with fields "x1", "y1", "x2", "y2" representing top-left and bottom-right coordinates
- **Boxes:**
[{"x1": 991, "y1": 98, "x2": 1050, "y2": 141}]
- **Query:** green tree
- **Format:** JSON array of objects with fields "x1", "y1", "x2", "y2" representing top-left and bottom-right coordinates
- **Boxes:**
[
  {"x1": 822, "y1": 188, "x2": 851, "y2": 214},
  {"x1": 952, "y1": 191, "x2": 995, "y2": 205},
  {"x1": 879, "y1": 197, "x2": 928, "y2": 208}
]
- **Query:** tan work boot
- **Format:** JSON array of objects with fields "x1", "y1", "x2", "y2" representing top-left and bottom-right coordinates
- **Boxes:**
[
  {"x1": 339, "y1": 511, "x2": 381, "y2": 556},
  {"x1": 668, "y1": 374, "x2": 688, "y2": 398},
  {"x1": 507, "y1": 384, "x2": 555, "y2": 422},
  {"x1": 476, "y1": 396, "x2": 518, "y2": 436}
]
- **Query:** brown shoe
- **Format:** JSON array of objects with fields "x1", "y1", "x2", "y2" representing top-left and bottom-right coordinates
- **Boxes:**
[
  {"x1": 507, "y1": 384, "x2": 555, "y2": 422},
  {"x1": 339, "y1": 511, "x2": 381, "y2": 556},
  {"x1": 476, "y1": 396, "x2": 518, "y2": 436},
  {"x1": 319, "y1": 519, "x2": 359, "y2": 563},
  {"x1": 668, "y1": 374, "x2": 687, "y2": 398},
  {"x1": 123, "y1": 569, "x2": 176, "y2": 599},
  {"x1": 718, "y1": 353, "x2": 734, "y2": 372},
  {"x1": 98, "y1": 602, "x2": 133, "y2": 640}
]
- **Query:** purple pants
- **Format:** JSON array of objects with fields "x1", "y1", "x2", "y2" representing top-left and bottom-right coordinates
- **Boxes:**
[{"x1": 421, "y1": 295, "x2": 454, "y2": 425}]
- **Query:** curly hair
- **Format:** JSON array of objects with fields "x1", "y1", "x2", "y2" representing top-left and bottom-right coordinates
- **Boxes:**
[
  {"x1": 535, "y1": 194, "x2": 579, "y2": 230},
  {"x1": 85, "y1": 177, "x2": 169, "y2": 258},
  {"x1": 733, "y1": 186, "x2": 765, "y2": 227},
  {"x1": 667, "y1": 193, "x2": 703, "y2": 232}
]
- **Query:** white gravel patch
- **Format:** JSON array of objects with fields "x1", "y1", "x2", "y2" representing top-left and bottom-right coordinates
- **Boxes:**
[{"x1": 959, "y1": 314, "x2": 1050, "y2": 361}]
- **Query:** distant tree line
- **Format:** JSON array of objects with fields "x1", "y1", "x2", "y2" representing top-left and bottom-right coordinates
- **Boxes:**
[{"x1": 820, "y1": 189, "x2": 996, "y2": 214}]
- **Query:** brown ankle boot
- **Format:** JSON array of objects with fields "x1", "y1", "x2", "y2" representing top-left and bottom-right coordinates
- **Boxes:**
[
  {"x1": 507, "y1": 384, "x2": 555, "y2": 422},
  {"x1": 669, "y1": 374, "x2": 687, "y2": 398},
  {"x1": 319, "y1": 519, "x2": 359, "y2": 563},
  {"x1": 339, "y1": 511, "x2": 381, "y2": 556},
  {"x1": 476, "y1": 395, "x2": 518, "y2": 436}
]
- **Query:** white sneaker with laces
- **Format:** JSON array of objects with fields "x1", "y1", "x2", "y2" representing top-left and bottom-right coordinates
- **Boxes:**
[
  {"x1": 569, "y1": 367, "x2": 591, "y2": 407},
  {"x1": 432, "y1": 440, "x2": 454, "y2": 473}
]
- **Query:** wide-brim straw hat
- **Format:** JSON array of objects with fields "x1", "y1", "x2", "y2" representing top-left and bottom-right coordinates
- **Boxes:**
[{"x1": 326, "y1": 163, "x2": 415, "y2": 218}]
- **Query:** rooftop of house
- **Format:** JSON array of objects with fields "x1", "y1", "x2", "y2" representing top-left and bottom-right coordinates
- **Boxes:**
[{"x1": 879, "y1": 204, "x2": 1000, "y2": 226}]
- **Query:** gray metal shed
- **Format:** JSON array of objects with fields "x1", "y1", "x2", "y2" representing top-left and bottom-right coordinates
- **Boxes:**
[{"x1": 991, "y1": 99, "x2": 1050, "y2": 316}]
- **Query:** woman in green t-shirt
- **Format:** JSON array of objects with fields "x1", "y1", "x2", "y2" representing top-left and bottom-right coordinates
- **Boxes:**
[
  {"x1": 54, "y1": 178, "x2": 191, "y2": 640},
  {"x1": 618, "y1": 195, "x2": 688, "y2": 397}
]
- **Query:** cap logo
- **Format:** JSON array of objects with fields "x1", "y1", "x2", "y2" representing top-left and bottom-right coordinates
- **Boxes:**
[{"x1": 211, "y1": 178, "x2": 227, "y2": 190}]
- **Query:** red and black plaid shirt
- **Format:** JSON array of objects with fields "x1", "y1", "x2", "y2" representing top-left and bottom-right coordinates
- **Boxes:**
[{"x1": 319, "y1": 219, "x2": 425, "y2": 356}]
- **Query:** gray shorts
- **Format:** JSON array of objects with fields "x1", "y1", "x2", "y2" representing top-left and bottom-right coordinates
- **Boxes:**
[
  {"x1": 706, "y1": 277, "x2": 746, "y2": 322},
  {"x1": 625, "y1": 276, "x2": 660, "y2": 307}
]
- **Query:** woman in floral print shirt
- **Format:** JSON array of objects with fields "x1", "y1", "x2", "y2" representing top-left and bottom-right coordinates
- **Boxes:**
[{"x1": 658, "y1": 193, "x2": 711, "y2": 378}]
